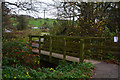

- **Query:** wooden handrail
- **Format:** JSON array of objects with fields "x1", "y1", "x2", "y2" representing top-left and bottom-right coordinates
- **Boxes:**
[{"x1": 29, "y1": 35, "x2": 120, "y2": 63}]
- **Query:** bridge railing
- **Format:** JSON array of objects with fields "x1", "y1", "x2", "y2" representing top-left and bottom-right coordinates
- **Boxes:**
[{"x1": 29, "y1": 35, "x2": 120, "y2": 63}]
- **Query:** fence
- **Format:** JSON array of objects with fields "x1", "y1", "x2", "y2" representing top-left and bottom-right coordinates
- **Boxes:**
[{"x1": 29, "y1": 35, "x2": 120, "y2": 63}]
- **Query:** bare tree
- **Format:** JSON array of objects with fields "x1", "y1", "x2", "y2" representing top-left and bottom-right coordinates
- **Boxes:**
[{"x1": 52, "y1": 1, "x2": 119, "y2": 37}]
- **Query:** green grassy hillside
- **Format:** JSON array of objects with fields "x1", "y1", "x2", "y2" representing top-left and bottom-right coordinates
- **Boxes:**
[
  {"x1": 11, "y1": 17, "x2": 78, "y2": 29},
  {"x1": 28, "y1": 18, "x2": 58, "y2": 28},
  {"x1": 11, "y1": 17, "x2": 58, "y2": 28}
]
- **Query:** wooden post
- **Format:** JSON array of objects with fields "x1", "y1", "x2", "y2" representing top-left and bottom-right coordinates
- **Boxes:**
[
  {"x1": 79, "y1": 39, "x2": 84, "y2": 63},
  {"x1": 29, "y1": 35, "x2": 32, "y2": 52},
  {"x1": 39, "y1": 36, "x2": 41, "y2": 61},
  {"x1": 63, "y1": 37, "x2": 66, "y2": 61},
  {"x1": 100, "y1": 38, "x2": 104, "y2": 60},
  {"x1": 49, "y1": 36, "x2": 52, "y2": 62}
]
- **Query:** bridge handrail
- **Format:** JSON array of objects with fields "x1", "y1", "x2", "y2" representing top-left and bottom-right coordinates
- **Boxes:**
[{"x1": 29, "y1": 35, "x2": 120, "y2": 63}]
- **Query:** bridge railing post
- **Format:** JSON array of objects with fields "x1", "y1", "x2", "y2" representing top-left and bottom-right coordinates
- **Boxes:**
[
  {"x1": 49, "y1": 36, "x2": 52, "y2": 62},
  {"x1": 100, "y1": 38, "x2": 104, "y2": 60},
  {"x1": 39, "y1": 36, "x2": 41, "y2": 61},
  {"x1": 79, "y1": 39, "x2": 84, "y2": 63},
  {"x1": 63, "y1": 37, "x2": 66, "y2": 61},
  {"x1": 29, "y1": 35, "x2": 32, "y2": 53}
]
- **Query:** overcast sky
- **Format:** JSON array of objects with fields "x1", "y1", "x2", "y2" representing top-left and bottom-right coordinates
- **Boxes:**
[
  {"x1": 4, "y1": 0, "x2": 87, "y2": 19},
  {"x1": 5, "y1": 0, "x2": 57, "y2": 19},
  {"x1": 5, "y1": 0, "x2": 119, "y2": 19}
]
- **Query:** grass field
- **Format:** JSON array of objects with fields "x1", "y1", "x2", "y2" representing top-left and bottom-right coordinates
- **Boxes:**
[
  {"x1": 11, "y1": 18, "x2": 58, "y2": 28},
  {"x1": 11, "y1": 17, "x2": 79, "y2": 29},
  {"x1": 28, "y1": 18, "x2": 58, "y2": 28}
]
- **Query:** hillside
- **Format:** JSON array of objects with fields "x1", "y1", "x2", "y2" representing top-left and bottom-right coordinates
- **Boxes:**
[
  {"x1": 10, "y1": 17, "x2": 58, "y2": 28},
  {"x1": 28, "y1": 18, "x2": 58, "y2": 28},
  {"x1": 10, "y1": 16, "x2": 78, "y2": 29}
]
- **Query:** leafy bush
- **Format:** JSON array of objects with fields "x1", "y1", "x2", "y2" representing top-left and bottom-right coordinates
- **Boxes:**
[
  {"x1": 2, "y1": 66, "x2": 32, "y2": 79},
  {"x1": 103, "y1": 53, "x2": 120, "y2": 63},
  {"x1": 103, "y1": 27, "x2": 114, "y2": 37},
  {"x1": 2, "y1": 40, "x2": 40, "y2": 68},
  {"x1": 2, "y1": 61, "x2": 95, "y2": 79}
]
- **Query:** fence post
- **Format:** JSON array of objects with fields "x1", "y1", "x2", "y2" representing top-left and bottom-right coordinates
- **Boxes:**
[
  {"x1": 29, "y1": 35, "x2": 32, "y2": 53},
  {"x1": 39, "y1": 36, "x2": 41, "y2": 61},
  {"x1": 63, "y1": 37, "x2": 66, "y2": 61},
  {"x1": 79, "y1": 39, "x2": 84, "y2": 63},
  {"x1": 49, "y1": 36, "x2": 52, "y2": 62},
  {"x1": 100, "y1": 38, "x2": 104, "y2": 60}
]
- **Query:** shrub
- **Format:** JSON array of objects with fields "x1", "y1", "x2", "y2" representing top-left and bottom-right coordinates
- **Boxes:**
[
  {"x1": 2, "y1": 61, "x2": 95, "y2": 79},
  {"x1": 2, "y1": 40, "x2": 40, "y2": 68}
]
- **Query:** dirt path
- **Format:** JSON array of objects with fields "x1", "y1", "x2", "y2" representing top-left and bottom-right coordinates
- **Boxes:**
[{"x1": 92, "y1": 61, "x2": 119, "y2": 78}]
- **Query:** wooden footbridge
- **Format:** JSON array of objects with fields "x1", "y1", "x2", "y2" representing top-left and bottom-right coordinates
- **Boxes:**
[{"x1": 29, "y1": 35, "x2": 120, "y2": 64}]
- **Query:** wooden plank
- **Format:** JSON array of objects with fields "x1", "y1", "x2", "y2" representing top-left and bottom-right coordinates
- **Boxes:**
[
  {"x1": 32, "y1": 46, "x2": 39, "y2": 49},
  {"x1": 32, "y1": 49, "x2": 100, "y2": 64},
  {"x1": 44, "y1": 35, "x2": 107, "y2": 39},
  {"x1": 31, "y1": 40, "x2": 43, "y2": 44},
  {"x1": 31, "y1": 35, "x2": 39, "y2": 37},
  {"x1": 31, "y1": 35, "x2": 44, "y2": 37},
  {"x1": 32, "y1": 40, "x2": 39, "y2": 43},
  {"x1": 32, "y1": 49, "x2": 79, "y2": 62}
]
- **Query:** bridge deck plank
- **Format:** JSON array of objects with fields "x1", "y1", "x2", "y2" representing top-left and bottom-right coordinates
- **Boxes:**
[
  {"x1": 32, "y1": 49, "x2": 79, "y2": 62},
  {"x1": 32, "y1": 49, "x2": 101, "y2": 65}
]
